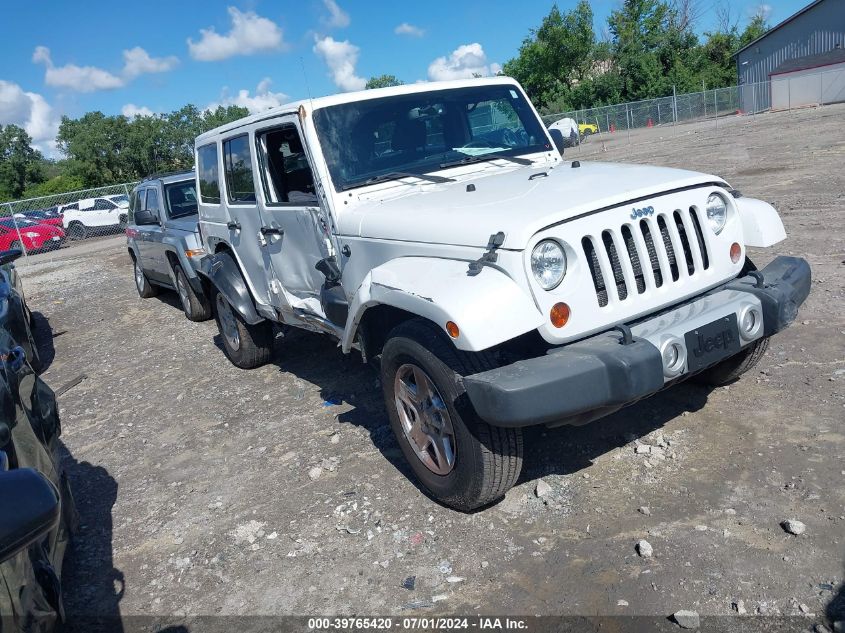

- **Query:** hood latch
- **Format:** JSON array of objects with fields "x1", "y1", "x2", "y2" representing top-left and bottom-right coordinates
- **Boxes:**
[{"x1": 468, "y1": 232, "x2": 506, "y2": 276}]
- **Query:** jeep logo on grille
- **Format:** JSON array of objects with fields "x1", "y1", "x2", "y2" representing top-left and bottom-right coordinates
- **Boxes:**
[{"x1": 630, "y1": 205, "x2": 655, "y2": 220}]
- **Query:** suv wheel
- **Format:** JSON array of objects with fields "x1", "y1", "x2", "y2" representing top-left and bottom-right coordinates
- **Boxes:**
[
  {"x1": 380, "y1": 318, "x2": 523, "y2": 512},
  {"x1": 173, "y1": 264, "x2": 211, "y2": 322},
  {"x1": 695, "y1": 337, "x2": 770, "y2": 386},
  {"x1": 213, "y1": 289, "x2": 273, "y2": 369},
  {"x1": 67, "y1": 222, "x2": 86, "y2": 240},
  {"x1": 133, "y1": 257, "x2": 158, "y2": 298}
]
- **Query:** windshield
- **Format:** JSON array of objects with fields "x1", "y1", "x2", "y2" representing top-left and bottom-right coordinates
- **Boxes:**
[
  {"x1": 313, "y1": 84, "x2": 551, "y2": 192},
  {"x1": 165, "y1": 181, "x2": 199, "y2": 218}
]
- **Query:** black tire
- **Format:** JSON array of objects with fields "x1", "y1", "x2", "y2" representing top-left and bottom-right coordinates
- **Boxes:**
[
  {"x1": 67, "y1": 222, "x2": 86, "y2": 240},
  {"x1": 695, "y1": 337, "x2": 770, "y2": 386},
  {"x1": 132, "y1": 256, "x2": 158, "y2": 298},
  {"x1": 212, "y1": 287, "x2": 273, "y2": 369},
  {"x1": 119, "y1": 214, "x2": 128, "y2": 230},
  {"x1": 9, "y1": 240, "x2": 22, "y2": 252},
  {"x1": 173, "y1": 263, "x2": 212, "y2": 322},
  {"x1": 380, "y1": 318, "x2": 523, "y2": 512}
]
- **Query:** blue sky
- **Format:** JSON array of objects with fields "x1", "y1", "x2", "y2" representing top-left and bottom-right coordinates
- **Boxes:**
[{"x1": 1, "y1": 0, "x2": 808, "y2": 155}]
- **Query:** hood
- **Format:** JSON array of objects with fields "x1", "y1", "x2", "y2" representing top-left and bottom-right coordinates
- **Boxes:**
[
  {"x1": 337, "y1": 161, "x2": 727, "y2": 249},
  {"x1": 164, "y1": 214, "x2": 199, "y2": 232}
]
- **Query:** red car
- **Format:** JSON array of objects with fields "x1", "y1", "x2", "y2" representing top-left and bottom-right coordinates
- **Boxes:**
[{"x1": 0, "y1": 219, "x2": 65, "y2": 251}]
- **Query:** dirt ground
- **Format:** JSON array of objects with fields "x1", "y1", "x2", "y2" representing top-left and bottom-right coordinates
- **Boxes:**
[{"x1": 17, "y1": 104, "x2": 845, "y2": 629}]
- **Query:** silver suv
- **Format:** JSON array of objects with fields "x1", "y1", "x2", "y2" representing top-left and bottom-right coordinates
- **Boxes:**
[{"x1": 125, "y1": 171, "x2": 211, "y2": 321}]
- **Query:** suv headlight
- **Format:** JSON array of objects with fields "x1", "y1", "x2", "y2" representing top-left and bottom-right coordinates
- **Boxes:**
[
  {"x1": 531, "y1": 239, "x2": 567, "y2": 290},
  {"x1": 706, "y1": 193, "x2": 728, "y2": 234}
]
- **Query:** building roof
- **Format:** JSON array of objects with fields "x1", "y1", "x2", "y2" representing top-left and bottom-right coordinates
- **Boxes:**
[
  {"x1": 771, "y1": 47, "x2": 845, "y2": 74},
  {"x1": 735, "y1": 0, "x2": 827, "y2": 57}
]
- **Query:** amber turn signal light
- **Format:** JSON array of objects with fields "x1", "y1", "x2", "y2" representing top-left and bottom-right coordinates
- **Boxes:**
[
  {"x1": 550, "y1": 302, "x2": 571, "y2": 328},
  {"x1": 730, "y1": 242, "x2": 741, "y2": 264},
  {"x1": 445, "y1": 321, "x2": 460, "y2": 338}
]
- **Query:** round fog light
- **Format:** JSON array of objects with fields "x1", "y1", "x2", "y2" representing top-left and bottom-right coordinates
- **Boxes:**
[
  {"x1": 730, "y1": 242, "x2": 742, "y2": 264},
  {"x1": 659, "y1": 338, "x2": 686, "y2": 378},
  {"x1": 738, "y1": 305, "x2": 763, "y2": 341}
]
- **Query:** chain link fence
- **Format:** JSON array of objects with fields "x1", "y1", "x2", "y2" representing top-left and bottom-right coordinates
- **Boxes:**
[{"x1": 1, "y1": 182, "x2": 138, "y2": 263}]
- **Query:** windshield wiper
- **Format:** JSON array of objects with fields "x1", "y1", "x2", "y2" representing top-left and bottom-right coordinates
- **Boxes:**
[
  {"x1": 341, "y1": 171, "x2": 455, "y2": 191},
  {"x1": 439, "y1": 154, "x2": 533, "y2": 169}
]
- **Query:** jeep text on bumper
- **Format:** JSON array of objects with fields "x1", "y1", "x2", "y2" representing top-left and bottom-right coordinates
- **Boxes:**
[{"x1": 464, "y1": 256, "x2": 811, "y2": 428}]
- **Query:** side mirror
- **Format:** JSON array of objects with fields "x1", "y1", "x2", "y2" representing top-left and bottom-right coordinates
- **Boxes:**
[
  {"x1": 0, "y1": 249, "x2": 23, "y2": 266},
  {"x1": 548, "y1": 129, "x2": 566, "y2": 156},
  {"x1": 0, "y1": 466, "x2": 60, "y2": 564},
  {"x1": 134, "y1": 209, "x2": 159, "y2": 226}
]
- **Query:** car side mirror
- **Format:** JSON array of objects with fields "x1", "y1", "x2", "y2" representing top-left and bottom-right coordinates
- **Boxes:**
[
  {"x1": 548, "y1": 129, "x2": 566, "y2": 156},
  {"x1": 134, "y1": 209, "x2": 159, "y2": 226},
  {"x1": 0, "y1": 466, "x2": 60, "y2": 564},
  {"x1": 0, "y1": 249, "x2": 23, "y2": 266}
]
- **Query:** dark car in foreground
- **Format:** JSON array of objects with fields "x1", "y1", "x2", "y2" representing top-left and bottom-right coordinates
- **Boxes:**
[
  {"x1": 0, "y1": 304, "x2": 76, "y2": 631},
  {"x1": 0, "y1": 249, "x2": 43, "y2": 373}
]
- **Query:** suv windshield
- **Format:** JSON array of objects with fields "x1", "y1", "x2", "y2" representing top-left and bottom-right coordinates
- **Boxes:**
[
  {"x1": 165, "y1": 181, "x2": 199, "y2": 218},
  {"x1": 313, "y1": 84, "x2": 551, "y2": 192}
]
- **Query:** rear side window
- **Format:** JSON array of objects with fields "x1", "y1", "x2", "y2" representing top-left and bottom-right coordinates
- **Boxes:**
[
  {"x1": 197, "y1": 143, "x2": 221, "y2": 204},
  {"x1": 223, "y1": 135, "x2": 256, "y2": 204}
]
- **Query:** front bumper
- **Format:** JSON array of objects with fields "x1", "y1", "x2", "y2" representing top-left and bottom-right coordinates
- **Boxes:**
[{"x1": 464, "y1": 256, "x2": 811, "y2": 428}]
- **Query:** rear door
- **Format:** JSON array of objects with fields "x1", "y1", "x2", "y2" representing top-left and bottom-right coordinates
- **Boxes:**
[
  {"x1": 253, "y1": 119, "x2": 336, "y2": 316},
  {"x1": 216, "y1": 134, "x2": 287, "y2": 311}
]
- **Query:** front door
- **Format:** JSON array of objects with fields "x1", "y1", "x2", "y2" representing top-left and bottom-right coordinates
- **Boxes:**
[{"x1": 253, "y1": 120, "x2": 337, "y2": 317}]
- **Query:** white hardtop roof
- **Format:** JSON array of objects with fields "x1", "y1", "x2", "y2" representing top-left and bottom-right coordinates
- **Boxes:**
[{"x1": 195, "y1": 76, "x2": 522, "y2": 144}]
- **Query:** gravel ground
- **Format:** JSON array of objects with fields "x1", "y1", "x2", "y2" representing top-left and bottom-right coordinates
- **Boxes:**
[{"x1": 17, "y1": 104, "x2": 845, "y2": 629}]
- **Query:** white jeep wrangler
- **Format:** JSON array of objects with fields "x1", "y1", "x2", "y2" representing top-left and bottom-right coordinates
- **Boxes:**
[{"x1": 193, "y1": 78, "x2": 810, "y2": 511}]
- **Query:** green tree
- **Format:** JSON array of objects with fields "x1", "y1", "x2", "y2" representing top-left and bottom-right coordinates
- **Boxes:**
[
  {"x1": 502, "y1": 2, "x2": 597, "y2": 109},
  {"x1": 0, "y1": 125, "x2": 45, "y2": 202},
  {"x1": 366, "y1": 75, "x2": 404, "y2": 89}
]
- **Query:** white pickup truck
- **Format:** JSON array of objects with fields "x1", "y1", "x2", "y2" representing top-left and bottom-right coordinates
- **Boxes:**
[{"x1": 191, "y1": 77, "x2": 810, "y2": 511}]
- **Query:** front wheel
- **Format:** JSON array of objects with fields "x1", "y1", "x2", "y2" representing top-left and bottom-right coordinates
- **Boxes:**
[
  {"x1": 67, "y1": 223, "x2": 86, "y2": 240},
  {"x1": 213, "y1": 289, "x2": 273, "y2": 369},
  {"x1": 380, "y1": 318, "x2": 523, "y2": 511},
  {"x1": 695, "y1": 337, "x2": 770, "y2": 386},
  {"x1": 174, "y1": 264, "x2": 211, "y2": 322}
]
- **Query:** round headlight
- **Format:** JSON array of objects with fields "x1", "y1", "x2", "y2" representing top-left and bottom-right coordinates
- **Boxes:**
[
  {"x1": 706, "y1": 193, "x2": 728, "y2": 234},
  {"x1": 531, "y1": 240, "x2": 567, "y2": 290}
]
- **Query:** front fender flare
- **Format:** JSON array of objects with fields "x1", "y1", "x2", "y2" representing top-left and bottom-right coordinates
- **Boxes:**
[
  {"x1": 735, "y1": 197, "x2": 786, "y2": 247},
  {"x1": 197, "y1": 252, "x2": 263, "y2": 325},
  {"x1": 342, "y1": 257, "x2": 544, "y2": 353}
]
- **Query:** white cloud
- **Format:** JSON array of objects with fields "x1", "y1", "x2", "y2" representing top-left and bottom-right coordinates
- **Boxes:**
[
  {"x1": 32, "y1": 45, "x2": 179, "y2": 92},
  {"x1": 122, "y1": 47, "x2": 178, "y2": 78},
  {"x1": 395, "y1": 22, "x2": 425, "y2": 37},
  {"x1": 121, "y1": 104, "x2": 156, "y2": 118},
  {"x1": 322, "y1": 0, "x2": 350, "y2": 28},
  {"x1": 207, "y1": 78, "x2": 289, "y2": 113},
  {"x1": 0, "y1": 80, "x2": 60, "y2": 155},
  {"x1": 188, "y1": 7, "x2": 285, "y2": 61},
  {"x1": 427, "y1": 43, "x2": 501, "y2": 81},
  {"x1": 33, "y1": 45, "x2": 124, "y2": 92},
  {"x1": 313, "y1": 36, "x2": 366, "y2": 92}
]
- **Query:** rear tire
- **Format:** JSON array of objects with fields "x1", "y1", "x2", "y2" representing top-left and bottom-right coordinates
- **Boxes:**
[
  {"x1": 212, "y1": 288, "x2": 273, "y2": 369},
  {"x1": 380, "y1": 318, "x2": 523, "y2": 512},
  {"x1": 173, "y1": 264, "x2": 212, "y2": 322},
  {"x1": 695, "y1": 337, "x2": 770, "y2": 386},
  {"x1": 133, "y1": 257, "x2": 158, "y2": 298}
]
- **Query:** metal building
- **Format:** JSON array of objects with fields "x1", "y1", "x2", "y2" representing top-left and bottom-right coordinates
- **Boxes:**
[{"x1": 735, "y1": 0, "x2": 845, "y2": 112}]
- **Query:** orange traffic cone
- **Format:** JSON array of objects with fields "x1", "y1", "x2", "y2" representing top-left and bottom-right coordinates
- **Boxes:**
[
  {"x1": 610, "y1": 123, "x2": 616, "y2": 133},
  {"x1": 647, "y1": 118, "x2": 653, "y2": 127}
]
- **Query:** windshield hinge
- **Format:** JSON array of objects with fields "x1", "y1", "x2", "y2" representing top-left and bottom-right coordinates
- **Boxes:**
[{"x1": 467, "y1": 232, "x2": 506, "y2": 277}]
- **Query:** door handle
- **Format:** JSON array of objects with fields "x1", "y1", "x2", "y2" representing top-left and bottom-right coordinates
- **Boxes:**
[
  {"x1": 227, "y1": 221, "x2": 241, "y2": 231},
  {"x1": 260, "y1": 226, "x2": 284, "y2": 237}
]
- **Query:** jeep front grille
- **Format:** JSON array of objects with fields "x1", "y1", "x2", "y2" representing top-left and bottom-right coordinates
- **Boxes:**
[{"x1": 583, "y1": 207, "x2": 710, "y2": 308}]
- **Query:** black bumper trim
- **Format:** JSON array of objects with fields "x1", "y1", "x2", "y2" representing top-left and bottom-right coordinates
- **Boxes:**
[{"x1": 463, "y1": 255, "x2": 811, "y2": 429}]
